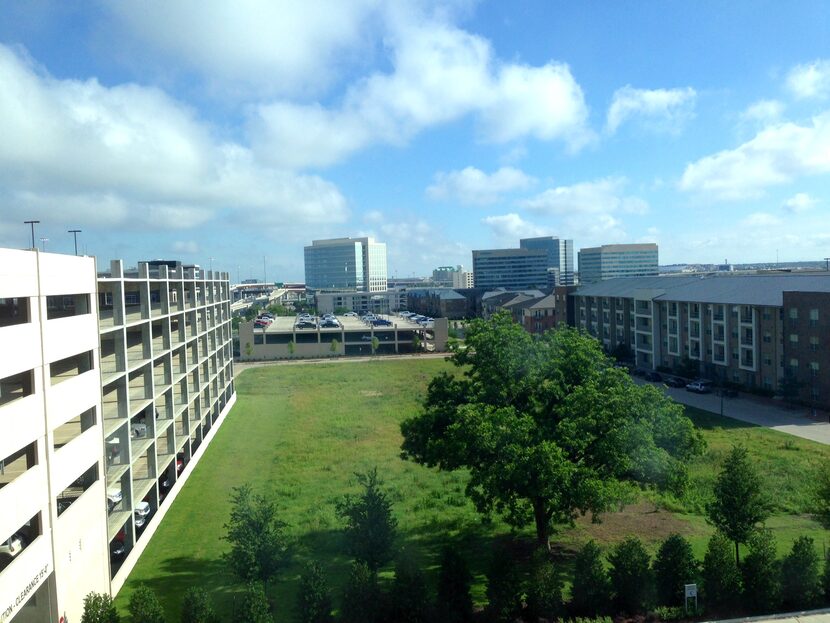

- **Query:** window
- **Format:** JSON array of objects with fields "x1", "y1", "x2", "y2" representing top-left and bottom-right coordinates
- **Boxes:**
[
  {"x1": 790, "y1": 358, "x2": 799, "y2": 368},
  {"x1": 810, "y1": 362, "x2": 820, "y2": 377},
  {"x1": 811, "y1": 336, "x2": 819, "y2": 352},
  {"x1": 0, "y1": 297, "x2": 30, "y2": 327},
  {"x1": 763, "y1": 332, "x2": 771, "y2": 343},
  {"x1": 0, "y1": 442, "x2": 37, "y2": 491},
  {"x1": 50, "y1": 351, "x2": 94, "y2": 385},
  {"x1": 0, "y1": 370, "x2": 34, "y2": 407},
  {"x1": 764, "y1": 356, "x2": 772, "y2": 366},
  {"x1": 53, "y1": 408, "x2": 97, "y2": 450},
  {"x1": 789, "y1": 308, "x2": 799, "y2": 319},
  {"x1": 790, "y1": 334, "x2": 799, "y2": 343},
  {"x1": 810, "y1": 308, "x2": 819, "y2": 327},
  {"x1": 56, "y1": 463, "x2": 99, "y2": 517},
  {"x1": 46, "y1": 294, "x2": 91, "y2": 319}
]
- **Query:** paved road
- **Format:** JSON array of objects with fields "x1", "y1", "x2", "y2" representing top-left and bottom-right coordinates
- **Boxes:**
[
  {"x1": 639, "y1": 378, "x2": 830, "y2": 446},
  {"x1": 709, "y1": 608, "x2": 830, "y2": 623}
]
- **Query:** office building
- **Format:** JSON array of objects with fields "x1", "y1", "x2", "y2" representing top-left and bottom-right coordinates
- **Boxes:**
[
  {"x1": 578, "y1": 243, "x2": 658, "y2": 284},
  {"x1": 520, "y1": 237, "x2": 575, "y2": 285},
  {"x1": 304, "y1": 237, "x2": 387, "y2": 293},
  {"x1": 472, "y1": 248, "x2": 549, "y2": 290},
  {"x1": 313, "y1": 290, "x2": 406, "y2": 315},
  {"x1": 0, "y1": 248, "x2": 236, "y2": 622},
  {"x1": 571, "y1": 273, "x2": 830, "y2": 406}
]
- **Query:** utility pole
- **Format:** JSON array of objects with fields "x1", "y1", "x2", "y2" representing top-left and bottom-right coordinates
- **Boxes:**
[
  {"x1": 68, "y1": 229, "x2": 82, "y2": 255},
  {"x1": 824, "y1": 257, "x2": 830, "y2": 272},
  {"x1": 24, "y1": 220, "x2": 40, "y2": 249}
]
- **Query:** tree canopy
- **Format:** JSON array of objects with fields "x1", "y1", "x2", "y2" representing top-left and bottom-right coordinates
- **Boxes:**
[{"x1": 401, "y1": 313, "x2": 704, "y2": 544}]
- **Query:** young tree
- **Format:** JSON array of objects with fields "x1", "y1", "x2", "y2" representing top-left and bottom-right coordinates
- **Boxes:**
[
  {"x1": 223, "y1": 484, "x2": 290, "y2": 591},
  {"x1": 329, "y1": 338, "x2": 339, "y2": 356},
  {"x1": 741, "y1": 529, "x2": 780, "y2": 614},
  {"x1": 128, "y1": 586, "x2": 165, "y2": 623},
  {"x1": 234, "y1": 583, "x2": 273, "y2": 623},
  {"x1": 287, "y1": 340, "x2": 296, "y2": 356},
  {"x1": 706, "y1": 445, "x2": 769, "y2": 565},
  {"x1": 811, "y1": 463, "x2": 830, "y2": 529},
  {"x1": 653, "y1": 534, "x2": 698, "y2": 607},
  {"x1": 340, "y1": 561, "x2": 382, "y2": 623},
  {"x1": 389, "y1": 554, "x2": 430, "y2": 623},
  {"x1": 525, "y1": 548, "x2": 563, "y2": 622},
  {"x1": 435, "y1": 546, "x2": 474, "y2": 623},
  {"x1": 401, "y1": 314, "x2": 704, "y2": 546},
  {"x1": 181, "y1": 587, "x2": 217, "y2": 623},
  {"x1": 608, "y1": 536, "x2": 653, "y2": 614},
  {"x1": 822, "y1": 557, "x2": 830, "y2": 603},
  {"x1": 335, "y1": 468, "x2": 397, "y2": 573},
  {"x1": 485, "y1": 546, "x2": 522, "y2": 623},
  {"x1": 570, "y1": 540, "x2": 611, "y2": 616},
  {"x1": 780, "y1": 536, "x2": 821, "y2": 610},
  {"x1": 296, "y1": 562, "x2": 333, "y2": 623},
  {"x1": 81, "y1": 592, "x2": 120, "y2": 623},
  {"x1": 371, "y1": 336, "x2": 379, "y2": 355},
  {"x1": 701, "y1": 531, "x2": 741, "y2": 612}
]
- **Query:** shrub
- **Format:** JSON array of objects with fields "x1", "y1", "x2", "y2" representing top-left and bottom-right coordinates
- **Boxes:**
[
  {"x1": 653, "y1": 534, "x2": 697, "y2": 607},
  {"x1": 128, "y1": 586, "x2": 165, "y2": 623},
  {"x1": 485, "y1": 546, "x2": 522, "y2": 623},
  {"x1": 701, "y1": 531, "x2": 741, "y2": 611},
  {"x1": 340, "y1": 561, "x2": 382, "y2": 623},
  {"x1": 234, "y1": 583, "x2": 273, "y2": 623},
  {"x1": 525, "y1": 548, "x2": 563, "y2": 622},
  {"x1": 296, "y1": 561, "x2": 333, "y2": 623},
  {"x1": 780, "y1": 536, "x2": 821, "y2": 610},
  {"x1": 822, "y1": 557, "x2": 830, "y2": 602},
  {"x1": 608, "y1": 536, "x2": 652, "y2": 614},
  {"x1": 181, "y1": 587, "x2": 217, "y2": 623},
  {"x1": 390, "y1": 554, "x2": 430, "y2": 623},
  {"x1": 435, "y1": 546, "x2": 474, "y2": 623},
  {"x1": 741, "y1": 529, "x2": 780, "y2": 614},
  {"x1": 81, "y1": 592, "x2": 120, "y2": 623},
  {"x1": 570, "y1": 541, "x2": 611, "y2": 616}
]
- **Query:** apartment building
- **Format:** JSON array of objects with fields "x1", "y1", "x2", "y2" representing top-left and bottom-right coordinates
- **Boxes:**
[
  {"x1": 571, "y1": 274, "x2": 830, "y2": 405},
  {"x1": 0, "y1": 249, "x2": 236, "y2": 622},
  {"x1": 304, "y1": 237, "x2": 388, "y2": 292},
  {"x1": 577, "y1": 243, "x2": 658, "y2": 284}
]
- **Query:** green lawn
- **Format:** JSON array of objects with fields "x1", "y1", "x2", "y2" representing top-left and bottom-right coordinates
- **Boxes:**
[{"x1": 115, "y1": 359, "x2": 830, "y2": 621}]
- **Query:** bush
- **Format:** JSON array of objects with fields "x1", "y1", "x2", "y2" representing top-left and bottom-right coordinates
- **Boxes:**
[
  {"x1": 81, "y1": 592, "x2": 120, "y2": 623},
  {"x1": 435, "y1": 546, "x2": 474, "y2": 623},
  {"x1": 780, "y1": 536, "x2": 821, "y2": 610},
  {"x1": 128, "y1": 586, "x2": 165, "y2": 623},
  {"x1": 181, "y1": 587, "x2": 217, "y2": 623},
  {"x1": 822, "y1": 558, "x2": 830, "y2": 602},
  {"x1": 608, "y1": 536, "x2": 652, "y2": 614},
  {"x1": 390, "y1": 554, "x2": 431, "y2": 623},
  {"x1": 234, "y1": 583, "x2": 273, "y2": 623},
  {"x1": 701, "y1": 532, "x2": 741, "y2": 611},
  {"x1": 485, "y1": 546, "x2": 522, "y2": 623},
  {"x1": 340, "y1": 561, "x2": 382, "y2": 623},
  {"x1": 570, "y1": 541, "x2": 611, "y2": 616},
  {"x1": 296, "y1": 561, "x2": 333, "y2": 623},
  {"x1": 525, "y1": 548, "x2": 564, "y2": 622},
  {"x1": 741, "y1": 529, "x2": 780, "y2": 614},
  {"x1": 653, "y1": 534, "x2": 697, "y2": 607}
]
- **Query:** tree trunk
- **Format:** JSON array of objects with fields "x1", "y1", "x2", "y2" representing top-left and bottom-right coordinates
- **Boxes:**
[
  {"x1": 735, "y1": 541, "x2": 740, "y2": 566},
  {"x1": 533, "y1": 499, "x2": 550, "y2": 549}
]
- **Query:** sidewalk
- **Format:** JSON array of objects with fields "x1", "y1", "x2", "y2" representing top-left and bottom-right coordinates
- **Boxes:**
[{"x1": 642, "y1": 379, "x2": 830, "y2": 446}]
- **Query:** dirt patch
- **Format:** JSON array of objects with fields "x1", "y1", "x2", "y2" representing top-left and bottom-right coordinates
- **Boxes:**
[
  {"x1": 359, "y1": 390, "x2": 384, "y2": 397},
  {"x1": 566, "y1": 501, "x2": 703, "y2": 547}
]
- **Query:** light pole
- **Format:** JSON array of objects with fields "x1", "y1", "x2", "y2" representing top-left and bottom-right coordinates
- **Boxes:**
[
  {"x1": 209, "y1": 257, "x2": 214, "y2": 273},
  {"x1": 24, "y1": 220, "x2": 40, "y2": 249},
  {"x1": 39, "y1": 237, "x2": 48, "y2": 252},
  {"x1": 68, "y1": 229, "x2": 82, "y2": 255}
]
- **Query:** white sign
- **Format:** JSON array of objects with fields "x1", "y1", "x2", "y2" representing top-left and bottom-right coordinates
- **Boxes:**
[{"x1": 685, "y1": 583, "x2": 697, "y2": 598}]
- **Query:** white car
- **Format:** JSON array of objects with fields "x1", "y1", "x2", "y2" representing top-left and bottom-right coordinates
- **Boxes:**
[
  {"x1": 0, "y1": 533, "x2": 26, "y2": 558},
  {"x1": 343, "y1": 312, "x2": 358, "y2": 317},
  {"x1": 134, "y1": 501, "x2": 151, "y2": 528},
  {"x1": 107, "y1": 487, "x2": 123, "y2": 511}
]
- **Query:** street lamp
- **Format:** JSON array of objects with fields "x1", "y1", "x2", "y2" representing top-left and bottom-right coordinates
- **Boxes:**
[
  {"x1": 39, "y1": 237, "x2": 49, "y2": 252},
  {"x1": 24, "y1": 220, "x2": 40, "y2": 249},
  {"x1": 68, "y1": 229, "x2": 82, "y2": 255}
]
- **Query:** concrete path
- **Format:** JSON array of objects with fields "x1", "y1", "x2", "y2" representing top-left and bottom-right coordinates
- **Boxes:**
[
  {"x1": 234, "y1": 352, "x2": 448, "y2": 373},
  {"x1": 639, "y1": 378, "x2": 830, "y2": 445},
  {"x1": 709, "y1": 607, "x2": 830, "y2": 623}
]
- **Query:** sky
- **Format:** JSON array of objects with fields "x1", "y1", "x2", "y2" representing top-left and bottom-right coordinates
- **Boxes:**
[{"x1": 1, "y1": 1, "x2": 829, "y2": 282}]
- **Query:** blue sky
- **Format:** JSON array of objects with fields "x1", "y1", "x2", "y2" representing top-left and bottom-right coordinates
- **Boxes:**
[{"x1": 1, "y1": 1, "x2": 829, "y2": 281}]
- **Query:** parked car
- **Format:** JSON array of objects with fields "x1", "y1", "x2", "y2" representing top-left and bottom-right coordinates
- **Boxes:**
[
  {"x1": 110, "y1": 539, "x2": 126, "y2": 562},
  {"x1": 107, "y1": 487, "x2": 123, "y2": 512},
  {"x1": 0, "y1": 533, "x2": 27, "y2": 558},
  {"x1": 686, "y1": 380, "x2": 713, "y2": 394},
  {"x1": 644, "y1": 371, "x2": 663, "y2": 382},
  {"x1": 663, "y1": 376, "x2": 686, "y2": 388},
  {"x1": 343, "y1": 312, "x2": 357, "y2": 317},
  {"x1": 134, "y1": 501, "x2": 151, "y2": 528}
]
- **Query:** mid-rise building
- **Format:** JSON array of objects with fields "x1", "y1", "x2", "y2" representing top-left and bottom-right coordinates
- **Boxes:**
[
  {"x1": 577, "y1": 243, "x2": 658, "y2": 284},
  {"x1": 571, "y1": 273, "x2": 830, "y2": 406},
  {"x1": 452, "y1": 270, "x2": 474, "y2": 289},
  {"x1": 304, "y1": 237, "x2": 387, "y2": 293},
  {"x1": 520, "y1": 237, "x2": 575, "y2": 285},
  {"x1": 472, "y1": 248, "x2": 549, "y2": 290},
  {"x1": 0, "y1": 248, "x2": 236, "y2": 622},
  {"x1": 431, "y1": 266, "x2": 474, "y2": 289},
  {"x1": 313, "y1": 290, "x2": 405, "y2": 315}
]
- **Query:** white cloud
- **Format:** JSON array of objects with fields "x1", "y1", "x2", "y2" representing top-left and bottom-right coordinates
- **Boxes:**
[
  {"x1": 740, "y1": 99, "x2": 784, "y2": 124},
  {"x1": 250, "y1": 11, "x2": 591, "y2": 168},
  {"x1": 106, "y1": 0, "x2": 379, "y2": 98},
  {"x1": 426, "y1": 166, "x2": 535, "y2": 205},
  {"x1": 606, "y1": 86, "x2": 696, "y2": 134},
  {"x1": 363, "y1": 210, "x2": 384, "y2": 224},
  {"x1": 783, "y1": 192, "x2": 818, "y2": 213},
  {"x1": 0, "y1": 44, "x2": 348, "y2": 232},
  {"x1": 741, "y1": 212, "x2": 781, "y2": 228},
  {"x1": 786, "y1": 59, "x2": 830, "y2": 100},
  {"x1": 482, "y1": 213, "x2": 545, "y2": 242},
  {"x1": 519, "y1": 177, "x2": 648, "y2": 215},
  {"x1": 679, "y1": 113, "x2": 830, "y2": 200},
  {"x1": 172, "y1": 240, "x2": 200, "y2": 254}
]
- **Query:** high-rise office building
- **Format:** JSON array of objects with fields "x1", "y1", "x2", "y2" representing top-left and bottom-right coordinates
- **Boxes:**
[
  {"x1": 519, "y1": 237, "x2": 574, "y2": 285},
  {"x1": 0, "y1": 248, "x2": 236, "y2": 622},
  {"x1": 304, "y1": 237, "x2": 388, "y2": 293},
  {"x1": 472, "y1": 248, "x2": 549, "y2": 290},
  {"x1": 577, "y1": 243, "x2": 658, "y2": 284}
]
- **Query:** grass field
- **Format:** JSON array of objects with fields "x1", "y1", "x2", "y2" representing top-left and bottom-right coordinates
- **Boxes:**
[{"x1": 114, "y1": 358, "x2": 830, "y2": 621}]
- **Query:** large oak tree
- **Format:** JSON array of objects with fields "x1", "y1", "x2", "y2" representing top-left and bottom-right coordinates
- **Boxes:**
[{"x1": 400, "y1": 312, "x2": 704, "y2": 546}]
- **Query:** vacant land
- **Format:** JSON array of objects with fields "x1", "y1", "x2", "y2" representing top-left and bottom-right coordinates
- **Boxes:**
[{"x1": 115, "y1": 358, "x2": 830, "y2": 621}]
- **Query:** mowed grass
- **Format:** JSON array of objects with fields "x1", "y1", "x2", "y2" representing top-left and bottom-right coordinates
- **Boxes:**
[{"x1": 115, "y1": 359, "x2": 830, "y2": 621}]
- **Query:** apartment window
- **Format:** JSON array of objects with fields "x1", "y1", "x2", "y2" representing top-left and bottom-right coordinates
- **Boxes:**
[
  {"x1": 0, "y1": 297, "x2": 30, "y2": 327},
  {"x1": 810, "y1": 362, "x2": 820, "y2": 377},
  {"x1": 46, "y1": 293, "x2": 91, "y2": 320},
  {"x1": 762, "y1": 310, "x2": 771, "y2": 320},
  {"x1": 763, "y1": 332, "x2": 771, "y2": 344},
  {"x1": 763, "y1": 355, "x2": 772, "y2": 366},
  {"x1": 810, "y1": 308, "x2": 819, "y2": 327},
  {"x1": 0, "y1": 369, "x2": 34, "y2": 407},
  {"x1": 790, "y1": 358, "x2": 799, "y2": 369},
  {"x1": 811, "y1": 336, "x2": 820, "y2": 352},
  {"x1": 812, "y1": 388, "x2": 821, "y2": 401},
  {"x1": 789, "y1": 334, "x2": 799, "y2": 343},
  {"x1": 789, "y1": 308, "x2": 799, "y2": 319}
]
